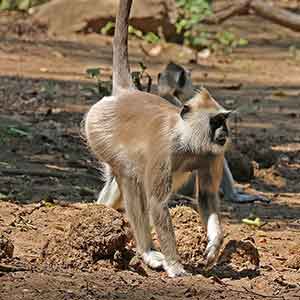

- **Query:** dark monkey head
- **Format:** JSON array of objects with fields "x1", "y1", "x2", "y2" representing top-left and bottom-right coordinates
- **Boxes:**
[
  {"x1": 158, "y1": 62, "x2": 193, "y2": 101},
  {"x1": 179, "y1": 88, "x2": 231, "y2": 154},
  {"x1": 209, "y1": 112, "x2": 230, "y2": 146}
]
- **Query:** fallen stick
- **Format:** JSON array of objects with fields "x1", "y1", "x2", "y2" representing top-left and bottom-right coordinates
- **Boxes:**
[
  {"x1": 204, "y1": 0, "x2": 300, "y2": 32},
  {"x1": 0, "y1": 167, "x2": 98, "y2": 181},
  {"x1": 251, "y1": 0, "x2": 300, "y2": 32},
  {"x1": 0, "y1": 264, "x2": 27, "y2": 273}
]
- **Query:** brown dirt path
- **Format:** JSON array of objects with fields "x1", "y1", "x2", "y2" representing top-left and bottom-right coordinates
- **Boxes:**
[{"x1": 0, "y1": 10, "x2": 300, "y2": 300}]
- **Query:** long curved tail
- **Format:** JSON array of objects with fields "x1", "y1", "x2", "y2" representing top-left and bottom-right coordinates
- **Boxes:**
[{"x1": 113, "y1": 0, "x2": 134, "y2": 95}]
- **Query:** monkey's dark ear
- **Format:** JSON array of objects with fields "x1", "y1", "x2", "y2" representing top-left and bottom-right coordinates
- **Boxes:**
[
  {"x1": 221, "y1": 110, "x2": 232, "y2": 119},
  {"x1": 210, "y1": 110, "x2": 232, "y2": 127},
  {"x1": 180, "y1": 104, "x2": 190, "y2": 118},
  {"x1": 178, "y1": 70, "x2": 186, "y2": 88}
]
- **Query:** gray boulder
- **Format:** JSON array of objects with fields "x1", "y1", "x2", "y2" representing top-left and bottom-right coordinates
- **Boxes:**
[{"x1": 33, "y1": 0, "x2": 177, "y2": 38}]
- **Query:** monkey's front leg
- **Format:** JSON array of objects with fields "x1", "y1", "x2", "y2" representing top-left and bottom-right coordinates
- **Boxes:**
[
  {"x1": 150, "y1": 198, "x2": 188, "y2": 277},
  {"x1": 97, "y1": 176, "x2": 122, "y2": 208},
  {"x1": 196, "y1": 170, "x2": 224, "y2": 268}
]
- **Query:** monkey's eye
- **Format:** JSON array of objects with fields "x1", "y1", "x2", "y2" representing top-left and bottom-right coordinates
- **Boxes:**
[
  {"x1": 180, "y1": 105, "x2": 190, "y2": 118},
  {"x1": 210, "y1": 114, "x2": 226, "y2": 130},
  {"x1": 178, "y1": 71, "x2": 186, "y2": 88}
]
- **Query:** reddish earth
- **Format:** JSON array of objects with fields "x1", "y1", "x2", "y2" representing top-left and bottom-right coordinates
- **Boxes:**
[{"x1": 0, "y1": 9, "x2": 300, "y2": 300}]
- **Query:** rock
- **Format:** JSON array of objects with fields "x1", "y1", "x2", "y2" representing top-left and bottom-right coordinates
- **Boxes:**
[
  {"x1": 253, "y1": 148, "x2": 277, "y2": 169},
  {"x1": 128, "y1": 255, "x2": 148, "y2": 276},
  {"x1": 237, "y1": 140, "x2": 278, "y2": 169},
  {"x1": 0, "y1": 234, "x2": 14, "y2": 259},
  {"x1": 197, "y1": 48, "x2": 211, "y2": 60},
  {"x1": 285, "y1": 254, "x2": 300, "y2": 270},
  {"x1": 33, "y1": 0, "x2": 177, "y2": 38},
  {"x1": 226, "y1": 148, "x2": 254, "y2": 182},
  {"x1": 141, "y1": 42, "x2": 196, "y2": 64},
  {"x1": 216, "y1": 239, "x2": 260, "y2": 279},
  {"x1": 41, "y1": 205, "x2": 132, "y2": 271}
]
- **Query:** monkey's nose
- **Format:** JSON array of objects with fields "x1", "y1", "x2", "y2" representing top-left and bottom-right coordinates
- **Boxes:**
[{"x1": 216, "y1": 133, "x2": 227, "y2": 146}]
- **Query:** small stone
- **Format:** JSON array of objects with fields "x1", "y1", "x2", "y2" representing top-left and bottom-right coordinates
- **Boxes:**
[
  {"x1": 129, "y1": 255, "x2": 142, "y2": 269},
  {"x1": 129, "y1": 255, "x2": 147, "y2": 276},
  {"x1": 226, "y1": 149, "x2": 254, "y2": 182},
  {"x1": 0, "y1": 234, "x2": 14, "y2": 259},
  {"x1": 197, "y1": 48, "x2": 211, "y2": 60},
  {"x1": 285, "y1": 254, "x2": 300, "y2": 270}
]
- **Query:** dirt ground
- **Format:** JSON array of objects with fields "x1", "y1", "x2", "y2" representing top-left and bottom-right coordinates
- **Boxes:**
[{"x1": 0, "y1": 8, "x2": 300, "y2": 300}]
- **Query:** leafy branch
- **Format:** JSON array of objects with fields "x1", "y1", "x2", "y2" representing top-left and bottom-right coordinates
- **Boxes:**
[{"x1": 0, "y1": 0, "x2": 47, "y2": 11}]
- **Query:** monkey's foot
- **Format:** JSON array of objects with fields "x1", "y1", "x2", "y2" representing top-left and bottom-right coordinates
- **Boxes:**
[
  {"x1": 142, "y1": 250, "x2": 165, "y2": 269},
  {"x1": 225, "y1": 187, "x2": 271, "y2": 204},
  {"x1": 163, "y1": 261, "x2": 189, "y2": 278},
  {"x1": 231, "y1": 192, "x2": 271, "y2": 204},
  {"x1": 204, "y1": 238, "x2": 223, "y2": 269}
]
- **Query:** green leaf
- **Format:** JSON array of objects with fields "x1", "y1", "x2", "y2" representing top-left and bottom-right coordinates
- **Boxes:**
[
  {"x1": 242, "y1": 217, "x2": 262, "y2": 227},
  {"x1": 17, "y1": 0, "x2": 31, "y2": 10},
  {"x1": 100, "y1": 21, "x2": 115, "y2": 35},
  {"x1": 128, "y1": 25, "x2": 143, "y2": 38},
  {"x1": 144, "y1": 32, "x2": 160, "y2": 44},
  {"x1": 0, "y1": 192, "x2": 8, "y2": 200},
  {"x1": 7, "y1": 127, "x2": 30, "y2": 137},
  {"x1": 86, "y1": 67, "x2": 101, "y2": 79},
  {"x1": 238, "y1": 38, "x2": 248, "y2": 46},
  {"x1": 138, "y1": 62, "x2": 147, "y2": 71}
]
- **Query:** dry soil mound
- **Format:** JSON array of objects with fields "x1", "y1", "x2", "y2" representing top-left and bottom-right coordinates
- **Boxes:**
[
  {"x1": 170, "y1": 206, "x2": 207, "y2": 268},
  {"x1": 41, "y1": 205, "x2": 132, "y2": 271},
  {"x1": 170, "y1": 207, "x2": 260, "y2": 278}
]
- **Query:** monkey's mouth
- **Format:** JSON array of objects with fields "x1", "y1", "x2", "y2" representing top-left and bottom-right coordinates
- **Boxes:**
[{"x1": 215, "y1": 137, "x2": 227, "y2": 146}]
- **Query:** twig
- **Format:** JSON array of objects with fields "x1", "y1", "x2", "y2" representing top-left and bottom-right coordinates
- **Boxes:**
[
  {"x1": 204, "y1": 0, "x2": 251, "y2": 24},
  {"x1": 0, "y1": 167, "x2": 98, "y2": 181},
  {"x1": 215, "y1": 280, "x2": 285, "y2": 299},
  {"x1": 275, "y1": 276, "x2": 300, "y2": 289},
  {"x1": 204, "y1": 0, "x2": 300, "y2": 32},
  {"x1": 0, "y1": 264, "x2": 27, "y2": 273},
  {"x1": 251, "y1": 0, "x2": 300, "y2": 32},
  {"x1": 242, "y1": 286, "x2": 285, "y2": 299}
]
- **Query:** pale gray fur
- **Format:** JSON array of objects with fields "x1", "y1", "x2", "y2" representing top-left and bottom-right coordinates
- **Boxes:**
[{"x1": 84, "y1": 0, "x2": 229, "y2": 277}]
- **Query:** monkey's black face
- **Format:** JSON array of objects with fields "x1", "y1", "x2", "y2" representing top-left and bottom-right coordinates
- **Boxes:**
[{"x1": 209, "y1": 113, "x2": 230, "y2": 146}]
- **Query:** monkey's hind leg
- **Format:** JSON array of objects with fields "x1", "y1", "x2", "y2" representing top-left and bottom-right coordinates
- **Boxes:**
[
  {"x1": 121, "y1": 177, "x2": 165, "y2": 269},
  {"x1": 147, "y1": 173, "x2": 188, "y2": 277},
  {"x1": 97, "y1": 176, "x2": 123, "y2": 209}
]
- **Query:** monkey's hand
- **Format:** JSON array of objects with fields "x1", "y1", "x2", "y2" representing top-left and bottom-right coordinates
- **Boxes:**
[
  {"x1": 204, "y1": 214, "x2": 224, "y2": 269},
  {"x1": 163, "y1": 261, "x2": 190, "y2": 278},
  {"x1": 204, "y1": 234, "x2": 223, "y2": 269},
  {"x1": 229, "y1": 191, "x2": 271, "y2": 204}
]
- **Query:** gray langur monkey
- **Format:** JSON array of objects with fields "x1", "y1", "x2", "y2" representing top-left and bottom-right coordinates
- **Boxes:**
[
  {"x1": 84, "y1": 0, "x2": 231, "y2": 277},
  {"x1": 157, "y1": 62, "x2": 269, "y2": 204},
  {"x1": 157, "y1": 62, "x2": 194, "y2": 107},
  {"x1": 98, "y1": 62, "x2": 268, "y2": 207}
]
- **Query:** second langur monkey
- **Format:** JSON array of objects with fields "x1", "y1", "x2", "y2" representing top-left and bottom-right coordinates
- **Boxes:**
[
  {"x1": 84, "y1": 0, "x2": 231, "y2": 277},
  {"x1": 157, "y1": 62, "x2": 269, "y2": 204},
  {"x1": 98, "y1": 62, "x2": 268, "y2": 208},
  {"x1": 157, "y1": 62, "x2": 194, "y2": 107}
]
